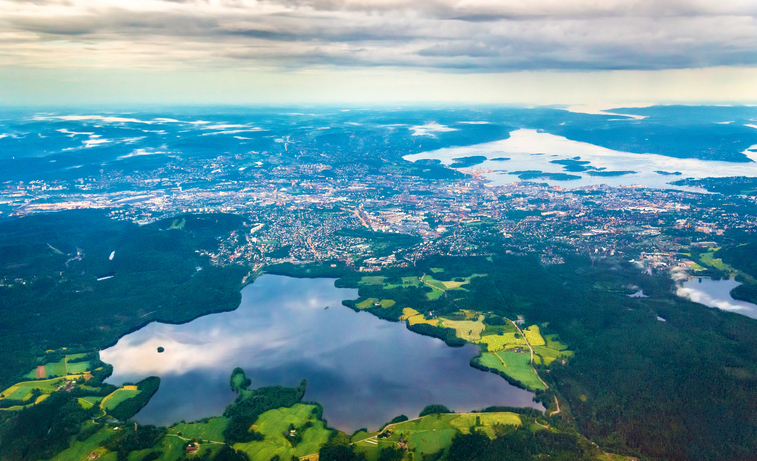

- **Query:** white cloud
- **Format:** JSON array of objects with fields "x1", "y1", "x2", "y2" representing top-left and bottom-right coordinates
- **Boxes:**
[{"x1": 0, "y1": 0, "x2": 756, "y2": 72}]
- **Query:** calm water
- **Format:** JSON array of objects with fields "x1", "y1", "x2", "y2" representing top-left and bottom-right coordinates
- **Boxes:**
[
  {"x1": 677, "y1": 277, "x2": 757, "y2": 319},
  {"x1": 101, "y1": 275, "x2": 539, "y2": 430}
]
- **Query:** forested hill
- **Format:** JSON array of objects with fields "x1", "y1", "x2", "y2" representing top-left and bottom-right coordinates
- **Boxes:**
[{"x1": 0, "y1": 210, "x2": 248, "y2": 389}]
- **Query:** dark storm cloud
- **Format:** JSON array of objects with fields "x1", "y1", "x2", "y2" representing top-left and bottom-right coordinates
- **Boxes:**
[{"x1": 0, "y1": 0, "x2": 756, "y2": 71}]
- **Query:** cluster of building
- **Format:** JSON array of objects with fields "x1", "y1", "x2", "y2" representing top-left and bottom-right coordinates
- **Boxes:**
[{"x1": 3, "y1": 151, "x2": 756, "y2": 273}]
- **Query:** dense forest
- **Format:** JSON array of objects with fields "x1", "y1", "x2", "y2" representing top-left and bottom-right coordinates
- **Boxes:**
[
  {"x1": 0, "y1": 210, "x2": 248, "y2": 388},
  {"x1": 336, "y1": 253, "x2": 757, "y2": 460}
]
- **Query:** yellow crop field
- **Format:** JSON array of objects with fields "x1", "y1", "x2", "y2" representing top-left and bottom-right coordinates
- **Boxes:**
[
  {"x1": 524, "y1": 325, "x2": 546, "y2": 346},
  {"x1": 401, "y1": 308, "x2": 419, "y2": 320},
  {"x1": 476, "y1": 332, "x2": 525, "y2": 351},
  {"x1": 441, "y1": 280, "x2": 467, "y2": 289},
  {"x1": 406, "y1": 313, "x2": 439, "y2": 326},
  {"x1": 438, "y1": 315, "x2": 485, "y2": 341}
]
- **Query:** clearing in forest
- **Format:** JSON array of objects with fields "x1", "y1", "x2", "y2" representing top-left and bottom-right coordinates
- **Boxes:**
[
  {"x1": 170, "y1": 417, "x2": 229, "y2": 443},
  {"x1": 234, "y1": 404, "x2": 331, "y2": 461}
]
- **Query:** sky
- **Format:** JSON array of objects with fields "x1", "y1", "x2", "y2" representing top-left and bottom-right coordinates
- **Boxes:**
[{"x1": 0, "y1": 0, "x2": 756, "y2": 105}]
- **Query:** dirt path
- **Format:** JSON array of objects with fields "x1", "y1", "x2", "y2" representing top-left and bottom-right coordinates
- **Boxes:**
[
  {"x1": 506, "y1": 318, "x2": 549, "y2": 390},
  {"x1": 549, "y1": 396, "x2": 561, "y2": 417}
]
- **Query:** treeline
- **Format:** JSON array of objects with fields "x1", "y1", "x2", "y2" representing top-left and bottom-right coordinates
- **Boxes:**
[
  {"x1": 717, "y1": 243, "x2": 757, "y2": 303},
  {"x1": 446, "y1": 427, "x2": 604, "y2": 461}
]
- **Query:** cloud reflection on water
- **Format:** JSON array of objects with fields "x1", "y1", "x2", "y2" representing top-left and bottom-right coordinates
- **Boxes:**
[{"x1": 101, "y1": 275, "x2": 539, "y2": 430}]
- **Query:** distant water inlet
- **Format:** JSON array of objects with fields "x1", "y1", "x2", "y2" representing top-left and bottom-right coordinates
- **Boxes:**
[
  {"x1": 100, "y1": 275, "x2": 539, "y2": 431},
  {"x1": 677, "y1": 277, "x2": 757, "y2": 319}
]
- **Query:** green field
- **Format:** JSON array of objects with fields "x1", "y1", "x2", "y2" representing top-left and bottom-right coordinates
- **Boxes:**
[
  {"x1": 422, "y1": 275, "x2": 448, "y2": 291},
  {"x1": 698, "y1": 250, "x2": 734, "y2": 272},
  {"x1": 421, "y1": 274, "x2": 487, "y2": 299},
  {"x1": 102, "y1": 388, "x2": 141, "y2": 411},
  {"x1": 355, "y1": 412, "x2": 522, "y2": 460},
  {"x1": 50, "y1": 426, "x2": 119, "y2": 461},
  {"x1": 169, "y1": 417, "x2": 229, "y2": 442},
  {"x1": 234, "y1": 404, "x2": 331, "y2": 460},
  {"x1": 1, "y1": 377, "x2": 65, "y2": 400},
  {"x1": 447, "y1": 413, "x2": 521, "y2": 439},
  {"x1": 430, "y1": 267, "x2": 445, "y2": 273},
  {"x1": 426, "y1": 287, "x2": 444, "y2": 300},
  {"x1": 78, "y1": 396, "x2": 104, "y2": 409},
  {"x1": 532, "y1": 346, "x2": 573, "y2": 366},
  {"x1": 350, "y1": 430, "x2": 379, "y2": 443},
  {"x1": 23, "y1": 353, "x2": 92, "y2": 379},
  {"x1": 477, "y1": 352, "x2": 546, "y2": 391},
  {"x1": 359, "y1": 276, "x2": 386, "y2": 285},
  {"x1": 545, "y1": 334, "x2": 568, "y2": 351},
  {"x1": 157, "y1": 434, "x2": 193, "y2": 461}
]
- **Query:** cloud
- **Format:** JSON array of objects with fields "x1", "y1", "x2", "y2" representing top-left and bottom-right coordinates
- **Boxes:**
[{"x1": 0, "y1": 0, "x2": 756, "y2": 72}]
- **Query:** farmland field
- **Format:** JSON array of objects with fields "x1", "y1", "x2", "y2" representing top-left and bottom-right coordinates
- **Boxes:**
[
  {"x1": 1, "y1": 377, "x2": 65, "y2": 400},
  {"x1": 102, "y1": 388, "x2": 141, "y2": 411},
  {"x1": 234, "y1": 404, "x2": 330, "y2": 460},
  {"x1": 157, "y1": 434, "x2": 191, "y2": 461},
  {"x1": 356, "y1": 298, "x2": 395, "y2": 309},
  {"x1": 426, "y1": 287, "x2": 444, "y2": 300},
  {"x1": 23, "y1": 354, "x2": 92, "y2": 379},
  {"x1": 169, "y1": 417, "x2": 229, "y2": 442},
  {"x1": 78, "y1": 396, "x2": 104, "y2": 409},
  {"x1": 544, "y1": 334, "x2": 568, "y2": 351},
  {"x1": 476, "y1": 332, "x2": 525, "y2": 351},
  {"x1": 439, "y1": 316, "x2": 485, "y2": 341},
  {"x1": 405, "y1": 313, "x2": 438, "y2": 326},
  {"x1": 356, "y1": 412, "x2": 522, "y2": 459},
  {"x1": 523, "y1": 325, "x2": 546, "y2": 346},
  {"x1": 50, "y1": 426, "x2": 118, "y2": 461},
  {"x1": 448, "y1": 413, "x2": 521, "y2": 438},
  {"x1": 494, "y1": 351, "x2": 546, "y2": 390},
  {"x1": 359, "y1": 276, "x2": 386, "y2": 285},
  {"x1": 422, "y1": 275, "x2": 448, "y2": 291},
  {"x1": 533, "y1": 345, "x2": 573, "y2": 366},
  {"x1": 476, "y1": 352, "x2": 546, "y2": 390}
]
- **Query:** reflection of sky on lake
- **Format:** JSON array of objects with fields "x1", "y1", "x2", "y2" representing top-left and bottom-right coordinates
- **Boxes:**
[
  {"x1": 101, "y1": 275, "x2": 538, "y2": 430},
  {"x1": 677, "y1": 277, "x2": 757, "y2": 319},
  {"x1": 405, "y1": 129, "x2": 757, "y2": 191}
]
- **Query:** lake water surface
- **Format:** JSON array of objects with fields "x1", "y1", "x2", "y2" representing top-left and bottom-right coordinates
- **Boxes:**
[
  {"x1": 101, "y1": 275, "x2": 539, "y2": 430},
  {"x1": 677, "y1": 277, "x2": 757, "y2": 319}
]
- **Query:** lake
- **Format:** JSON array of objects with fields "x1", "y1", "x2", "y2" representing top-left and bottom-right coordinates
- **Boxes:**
[
  {"x1": 404, "y1": 129, "x2": 757, "y2": 191},
  {"x1": 100, "y1": 275, "x2": 539, "y2": 430},
  {"x1": 677, "y1": 277, "x2": 757, "y2": 319}
]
